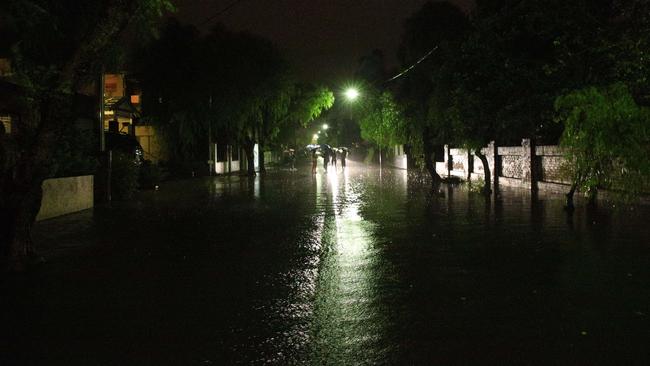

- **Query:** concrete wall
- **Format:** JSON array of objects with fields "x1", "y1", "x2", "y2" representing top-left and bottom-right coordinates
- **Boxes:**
[
  {"x1": 36, "y1": 175, "x2": 94, "y2": 221},
  {"x1": 215, "y1": 160, "x2": 240, "y2": 174}
]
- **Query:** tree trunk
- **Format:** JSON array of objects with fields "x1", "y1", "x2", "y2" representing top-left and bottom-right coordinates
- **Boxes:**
[
  {"x1": 565, "y1": 171, "x2": 584, "y2": 212},
  {"x1": 1, "y1": 97, "x2": 59, "y2": 271},
  {"x1": 586, "y1": 187, "x2": 598, "y2": 207},
  {"x1": 422, "y1": 128, "x2": 441, "y2": 184},
  {"x1": 243, "y1": 139, "x2": 256, "y2": 177},
  {"x1": 475, "y1": 150, "x2": 492, "y2": 195},
  {"x1": 1, "y1": 142, "x2": 47, "y2": 271},
  {"x1": 2, "y1": 184, "x2": 43, "y2": 271},
  {"x1": 565, "y1": 182, "x2": 577, "y2": 212}
]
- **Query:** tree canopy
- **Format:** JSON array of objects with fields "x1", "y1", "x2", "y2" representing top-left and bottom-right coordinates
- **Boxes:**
[
  {"x1": 137, "y1": 20, "x2": 333, "y2": 173},
  {"x1": 386, "y1": 0, "x2": 650, "y2": 197},
  {"x1": 555, "y1": 83, "x2": 650, "y2": 200}
]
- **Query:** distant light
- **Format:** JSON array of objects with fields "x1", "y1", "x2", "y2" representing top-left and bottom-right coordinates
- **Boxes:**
[
  {"x1": 313, "y1": 134, "x2": 319, "y2": 139},
  {"x1": 344, "y1": 88, "x2": 359, "y2": 101},
  {"x1": 323, "y1": 123, "x2": 329, "y2": 130}
]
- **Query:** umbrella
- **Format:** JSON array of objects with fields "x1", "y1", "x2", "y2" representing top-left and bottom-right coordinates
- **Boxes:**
[
  {"x1": 320, "y1": 144, "x2": 333, "y2": 154},
  {"x1": 305, "y1": 144, "x2": 320, "y2": 151}
]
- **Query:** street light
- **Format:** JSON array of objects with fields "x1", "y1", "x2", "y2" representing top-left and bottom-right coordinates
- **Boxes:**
[
  {"x1": 322, "y1": 123, "x2": 329, "y2": 130},
  {"x1": 343, "y1": 86, "x2": 382, "y2": 170},
  {"x1": 344, "y1": 87, "x2": 359, "y2": 101}
]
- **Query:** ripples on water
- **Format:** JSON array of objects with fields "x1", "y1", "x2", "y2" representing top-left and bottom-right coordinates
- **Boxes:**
[{"x1": 3, "y1": 167, "x2": 650, "y2": 365}]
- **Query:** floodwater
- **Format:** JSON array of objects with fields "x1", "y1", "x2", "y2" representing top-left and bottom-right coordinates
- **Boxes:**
[{"x1": 2, "y1": 165, "x2": 650, "y2": 365}]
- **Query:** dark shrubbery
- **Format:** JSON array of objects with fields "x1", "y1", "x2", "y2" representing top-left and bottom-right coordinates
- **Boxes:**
[
  {"x1": 110, "y1": 151, "x2": 139, "y2": 200},
  {"x1": 139, "y1": 160, "x2": 163, "y2": 189},
  {"x1": 50, "y1": 124, "x2": 98, "y2": 178}
]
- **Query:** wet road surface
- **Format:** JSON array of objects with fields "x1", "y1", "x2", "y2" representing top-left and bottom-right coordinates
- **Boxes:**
[{"x1": 2, "y1": 166, "x2": 650, "y2": 365}]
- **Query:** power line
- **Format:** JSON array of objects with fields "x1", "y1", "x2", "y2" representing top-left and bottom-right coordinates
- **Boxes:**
[
  {"x1": 384, "y1": 45, "x2": 438, "y2": 84},
  {"x1": 199, "y1": 0, "x2": 248, "y2": 27}
]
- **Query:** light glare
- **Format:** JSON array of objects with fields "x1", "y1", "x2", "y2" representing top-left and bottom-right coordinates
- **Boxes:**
[{"x1": 344, "y1": 88, "x2": 359, "y2": 101}]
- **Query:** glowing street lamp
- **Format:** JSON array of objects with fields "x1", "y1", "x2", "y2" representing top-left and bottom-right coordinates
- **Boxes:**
[
  {"x1": 322, "y1": 123, "x2": 329, "y2": 130},
  {"x1": 344, "y1": 87, "x2": 359, "y2": 101},
  {"x1": 343, "y1": 85, "x2": 384, "y2": 170}
]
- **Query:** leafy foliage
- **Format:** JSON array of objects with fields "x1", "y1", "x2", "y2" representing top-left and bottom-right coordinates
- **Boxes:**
[
  {"x1": 555, "y1": 83, "x2": 650, "y2": 197},
  {"x1": 389, "y1": 0, "x2": 650, "y2": 195},
  {"x1": 137, "y1": 21, "x2": 334, "y2": 168},
  {"x1": 110, "y1": 152, "x2": 139, "y2": 200},
  {"x1": 358, "y1": 91, "x2": 405, "y2": 148},
  {"x1": 49, "y1": 125, "x2": 98, "y2": 178}
]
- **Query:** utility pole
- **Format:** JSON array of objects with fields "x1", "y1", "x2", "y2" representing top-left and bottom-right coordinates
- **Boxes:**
[
  {"x1": 99, "y1": 69, "x2": 105, "y2": 152},
  {"x1": 379, "y1": 104, "x2": 383, "y2": 171},
  {"x1": 208, "y1": 94, "x2": 213, "y2": 176}
]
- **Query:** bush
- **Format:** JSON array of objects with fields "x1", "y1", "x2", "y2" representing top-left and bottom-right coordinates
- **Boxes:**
[
  {"x1": 50, "y1": 123, "x2": 98, "y2": 178},
  {"x1": 110, "y1": 151, "x2": 139, "y2": 200}
]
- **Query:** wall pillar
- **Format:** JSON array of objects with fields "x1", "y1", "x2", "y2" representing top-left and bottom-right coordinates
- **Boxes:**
[
  {"x1": 521, "y1": 138, "x2": 537, "y2": 190},
  {"x1": 227, "y1": 145, "x2": 232, "y2": 174},
  {"x1": 467, "y1": 149, "x2": 473, "y2": 181},
  {"x1": 444, "y1": 144, "x2": 451, "y2": 177},
  {"x1": 487, "y1": 141, "x2": 497, "y2": 186}
]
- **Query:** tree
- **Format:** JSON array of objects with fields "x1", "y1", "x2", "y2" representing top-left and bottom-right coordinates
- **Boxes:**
[
  {"x1": 555, "y1": 83, "x2": 650, "y2": 207},
  {"x1": 138, "y1": 22, "x2": 334, "y2": 176},
  {"x1": 448, "y1": 0, "x2": 626, "y2": 194},
  {"x1": 395, "y1": 1, "x2": 470, "y2": 183},
  {"x1": 137, "y1": 20, "x2": 206, "y2": 171},
  {"x1": 0, "y1": 0, "x2": 173, "y2": 271},
  {"x1": 273, "y1": 84, "x2": 335, "y2": 150},
  {"x1": 357, "y1": 90, "x2": 405, "y2": 155}
]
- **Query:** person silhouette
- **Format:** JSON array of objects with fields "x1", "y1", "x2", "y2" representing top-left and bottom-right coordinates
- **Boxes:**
[{"x1": 311, "y1": 150, "x2": 317, "y2": 174}]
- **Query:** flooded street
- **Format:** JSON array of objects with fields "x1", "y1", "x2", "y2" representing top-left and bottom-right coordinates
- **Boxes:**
[{"x1": 2, "y1": 166, "x2": 650, "y2": 365}]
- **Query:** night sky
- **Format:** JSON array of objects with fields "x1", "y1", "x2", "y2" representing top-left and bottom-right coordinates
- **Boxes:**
[{"x1": 174, "y1": 0, "x2": 474, "y2": 85}]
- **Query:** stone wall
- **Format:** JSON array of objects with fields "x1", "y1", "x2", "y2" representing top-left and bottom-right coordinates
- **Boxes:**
[
  {"x1": 439, "y1": 140, "x2": 572, "y2": 193},
  {"x1": 36, "y1": 175, "x2": 94, "y2": 221},
  {"x1": 448, "y1": 148, "x2": 471, "y2": 179},
  {"x1": 535, "y1": 145, "x2": 569, "y2": 184}
]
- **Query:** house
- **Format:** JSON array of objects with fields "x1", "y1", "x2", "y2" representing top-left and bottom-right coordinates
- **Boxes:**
[{"x1": 102, "y1": 73, "x2": 163, "y2": 162}]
